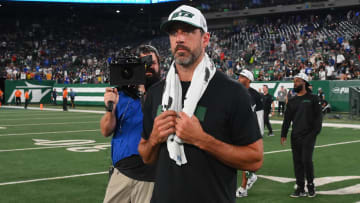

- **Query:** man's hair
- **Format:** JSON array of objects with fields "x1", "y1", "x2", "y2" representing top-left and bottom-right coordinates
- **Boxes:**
[
  {"x1": 137, "y1": 45, "x2": 160, "y2": 67},
  {"x1": 263, "y1": 85, "x2": 268, "y2": 89}
]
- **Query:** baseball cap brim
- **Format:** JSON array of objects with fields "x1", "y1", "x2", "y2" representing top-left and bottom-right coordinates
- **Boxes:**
[
  {"x1": 160, "y1": 20, "x2": 204, "y2": 33},
  {"x1": 294, "y1": 76, "x2": 309, "y2": 84}
]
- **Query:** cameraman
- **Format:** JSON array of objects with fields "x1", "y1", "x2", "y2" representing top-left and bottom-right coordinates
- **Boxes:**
[{"x1": 100, "y1": 45, "x2": 160, "y2": 203}]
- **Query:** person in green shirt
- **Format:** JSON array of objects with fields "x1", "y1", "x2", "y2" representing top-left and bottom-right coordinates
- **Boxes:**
[
  {"x1": 267, "y1": 67, "x2": 275, "y2": 81},
  {"x1": 253, "y1": 66, "x2": 261, "y2": 81}
]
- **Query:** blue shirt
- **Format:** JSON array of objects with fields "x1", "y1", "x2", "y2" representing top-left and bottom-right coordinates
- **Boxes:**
[{"x1": 111, "y1": 91, "x2": 143, "y2": 165}]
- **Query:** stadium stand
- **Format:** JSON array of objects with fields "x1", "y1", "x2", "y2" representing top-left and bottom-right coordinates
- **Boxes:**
[{"x1": 1, "y1": 4, "x2": 360, "y2": 83}]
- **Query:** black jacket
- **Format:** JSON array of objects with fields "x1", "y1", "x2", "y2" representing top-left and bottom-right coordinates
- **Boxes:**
[{"x1": 281, "y1": 92, "x2": 322, "y2": 139}]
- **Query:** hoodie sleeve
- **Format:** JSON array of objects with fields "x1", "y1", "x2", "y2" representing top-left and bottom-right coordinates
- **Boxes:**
[
  {"x1": 311, "y1": 95, "x2": 323, "y2": 136},
  {"x1": 281, "y1": 100, "x2": 293, "y2": 138}
]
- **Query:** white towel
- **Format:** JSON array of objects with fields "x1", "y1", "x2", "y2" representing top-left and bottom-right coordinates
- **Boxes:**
[{"x1": 162, "y1": 54, "x2": 216, "y2": 166}]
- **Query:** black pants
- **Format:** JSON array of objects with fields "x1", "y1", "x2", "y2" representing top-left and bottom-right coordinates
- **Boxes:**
[
  {"x1": 278, "y1": 101, "x2": 285, "y2": 114},
  {"x1": 264, "y1": 110, "x2": 273, "y2": 134},
  {"x1": 16, "y1": 97, "x2": 21, "y2": 105},
  {"x1": 291, "y1": 134, "x2": 317, "y2": 189},
  {"x1": 25, "y1": 99, "x2": 29, "y2": 109},
  {"x1": 63, "y1": 98, "x2": 67, "y2": 111},
  {"x1": 71, "y1": 97, "x2": 75, "y2": 108}
]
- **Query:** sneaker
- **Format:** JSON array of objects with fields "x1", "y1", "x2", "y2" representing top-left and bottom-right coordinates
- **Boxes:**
[
  {"x1": 307, "y1": 183, "x2": 316, "y2": 198},
  {"x1": 236, "y1": 187, "x2": 248, "y2": 198},
  {"x1": 246, "y1": 173, "x2": 258, "y2": 190},
  {"x1": 290, "y1": 188, "x2": 307, "y2": 198},
  {"x1": 268, "y1": 133, "x2": 275, "y2": 137}
]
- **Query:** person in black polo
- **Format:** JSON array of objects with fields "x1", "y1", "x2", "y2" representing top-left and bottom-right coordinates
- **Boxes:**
[
  {"x1": 138, "y1": 5, "x2": 263, "y2": 203},
  {"x1": 281, "y1": 73, "x2": 322, "y2": 198},
  {"x1": 263, "y1": 85, "x2": 275, "y2": 136}
]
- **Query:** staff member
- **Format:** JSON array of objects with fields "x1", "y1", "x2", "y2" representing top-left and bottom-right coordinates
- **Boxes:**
[
  {"x1": 236, "y1": 69, "x2": 264, "y2": 198},
  {"x1": 100, "y1": 45, "x2": 161, "y2": 203},
  {"x1": 63, "y1": 87, "x2": 68, "y2": 111},
  {"x1": 24, "y1": 90, "x2": 30, "y2": 109},
  {"x1": 0, "y1": 88, "x2": 3, "y2": 106},
  {"x1": 281, "y1": 73, "x2": 322, "y2": 198},
  {"x1": 70, "y1": 88, "x2": 76, "y2": 109},
  {"x1": 263, "y1": 85, "x2": 275, "y2": 136},
  {"x1": 15, "y1": 89, "x2": 22, "y2": 105}
]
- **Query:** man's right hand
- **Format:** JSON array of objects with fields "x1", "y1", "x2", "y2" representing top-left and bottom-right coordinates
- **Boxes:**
[
  {"x1": 104, "y1": 87, "x2": 119, "y2": 112},
  {"x1": 149, "y1": 110, "x2": 177, "y2": 147}
]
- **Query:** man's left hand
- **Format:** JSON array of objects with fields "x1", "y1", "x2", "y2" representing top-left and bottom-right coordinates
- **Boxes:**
[{"x1": 175, "y1": 111, "x2": 208, "y2": 147}]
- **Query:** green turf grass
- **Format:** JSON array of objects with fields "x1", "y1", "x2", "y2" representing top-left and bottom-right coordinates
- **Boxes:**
[{"x1": 0, "y1": 108, "x2": 359, "y2": 203}]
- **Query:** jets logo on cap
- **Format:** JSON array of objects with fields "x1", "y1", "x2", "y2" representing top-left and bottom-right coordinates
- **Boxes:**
[{"x1": 171, "y1": 10, "x2": 195, "y2": 19}]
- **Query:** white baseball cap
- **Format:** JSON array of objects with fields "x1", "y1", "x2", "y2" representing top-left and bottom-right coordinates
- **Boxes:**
[
  {"x1": 239, "y1": 69, "x2": 254, "y2": 82},
  {"x1": 294, "y1": 73, "x2": 309, "y2": 83},
  {"x1": 161, "y1": 5, "x2": 208, "y2": 33}
]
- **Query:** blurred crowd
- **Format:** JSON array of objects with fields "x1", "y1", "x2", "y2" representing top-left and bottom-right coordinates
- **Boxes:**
[
  {"x1": 152, "y1": 10, "x2": 360, "y2": 81},
  {"x1": 1, "y1": 9, "x2": 360, "y2": 84},
  {"x1": 192, "y1": 0, "x2": 328, "y2": 13}
]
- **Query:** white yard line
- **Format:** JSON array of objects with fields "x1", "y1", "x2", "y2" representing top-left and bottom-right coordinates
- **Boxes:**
[
  {"x1": 0, "y1": 113, "x2": 96, "y2": 117},
  {"x1": 271, "y1": 120, "x2": 360, "y2": 129},
  {"x1": 1, "y1": 138, "x2": 359, "y2": 186},
  {"x1": 3, "y1": 106, "x2": 360, "y2": 128},
  {"x1": 0, "y1": 129, "x2": 100, "y2": 137},
  {"x1": 264, "y1": 139, "x2": 360, "y2": 155},
  {"x1": 0, "y1": 171, "x2": 108, "y2": 186},
  {"x1": 2, "y1": 116, "x2": 100, "y2": 121},
  {"x1": 0, "y1": 121, "x2": 99, "y2": 127},
  {"x1": 0, "y1": 142, "x2": 109, "y2": 152},
  {"x1": 1, "y1": 105, "x2": 105, "y2": 114}
]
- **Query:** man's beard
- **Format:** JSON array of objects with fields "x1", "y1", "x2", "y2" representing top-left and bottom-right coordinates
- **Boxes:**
[
  {"x1": 173, "y1": 45, "x2": 201, "y2": 67},
  {"x1": 145, "y1": 68, "x2": 160, "y2": 90},
  {"x1": 293, "y1": 84, "x2": 303, "y2": 93}
]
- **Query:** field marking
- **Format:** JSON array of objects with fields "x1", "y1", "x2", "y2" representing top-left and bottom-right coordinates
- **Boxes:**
[
  {"x1": 264, "y1": 139, "x2": 360, "y2": 155},
  {"x1": 0, "y1": 129, "x2": 100, "y2": 137},
  {"x1": 1, "y1": 105, "x2": 105, "y2": 114},
  {"x1": 0, "y1": 142, "x2": 109, "y2": 152},
  {"x1": 0, "y1": 113, "x2": 98, "y2": 118},
  {"x1": 0, "y1": 139, "x2": 359, "y2": 186},
  {"x1": 271, "y1": 120, "x2": 360, "y2": 129},
  {"x1": 0, "y1": 171, "x2": 108, "y2": 186},
  {"x1": 0, "y1": 121, "x2": 99, "y2": 127},
  {"x1": 0, "y1": 127, "x2": 6, "y2": 130},
  {"x1": 1, "y1": 116, "x2": 100, "y2": 121}
]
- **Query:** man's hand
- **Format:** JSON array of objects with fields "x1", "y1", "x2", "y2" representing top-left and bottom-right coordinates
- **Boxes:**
[
  {"x1": 149, "y1": 110, "x2": 177, "y2": 147},
  {"x1": 175, "y1": 112, "x2": 207, "y2": 147},
  {"x1": 281, "y1": 137, "x2": 287, "y2": 146},
  {"x1": 104, "y1": 87, "x2": 119, "y2": 112}
]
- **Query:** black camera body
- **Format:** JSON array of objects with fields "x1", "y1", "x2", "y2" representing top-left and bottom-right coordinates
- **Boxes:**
[{"x1": 109, "y1": 54, "x2": 152, "y2": 86}]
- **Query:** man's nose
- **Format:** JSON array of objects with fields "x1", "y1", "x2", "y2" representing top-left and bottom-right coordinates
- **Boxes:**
[{"x1": 175, "y1": 30, "x2": 186, "y2": 43}]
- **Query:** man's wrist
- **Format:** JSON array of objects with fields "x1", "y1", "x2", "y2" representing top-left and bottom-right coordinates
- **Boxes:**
[{"x1": 196, "y1": 131, "x2": 212, "y2": 150}]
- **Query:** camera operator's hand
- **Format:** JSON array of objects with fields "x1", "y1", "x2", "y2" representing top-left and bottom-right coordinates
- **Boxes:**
[
  {"x1": 149, "y1": 110, "x2": 177, "y2": 147},
  {"x1": 104, "y1": 87, "x2": 119, "y2": 112}
]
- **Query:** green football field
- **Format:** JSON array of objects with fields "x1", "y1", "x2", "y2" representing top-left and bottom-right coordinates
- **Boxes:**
[{"x1": 0, "y1": 107, "x2": 359, "y2": 203}]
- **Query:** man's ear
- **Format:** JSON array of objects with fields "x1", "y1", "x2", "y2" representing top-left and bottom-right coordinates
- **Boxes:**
[{"x1": 202, "y1": 32, "x2": 210, "y2": 48}]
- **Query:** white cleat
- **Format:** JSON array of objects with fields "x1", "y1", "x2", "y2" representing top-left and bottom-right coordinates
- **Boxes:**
[{"x1": 236, "y1": 187, "x2": 248, "y2": 198}]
